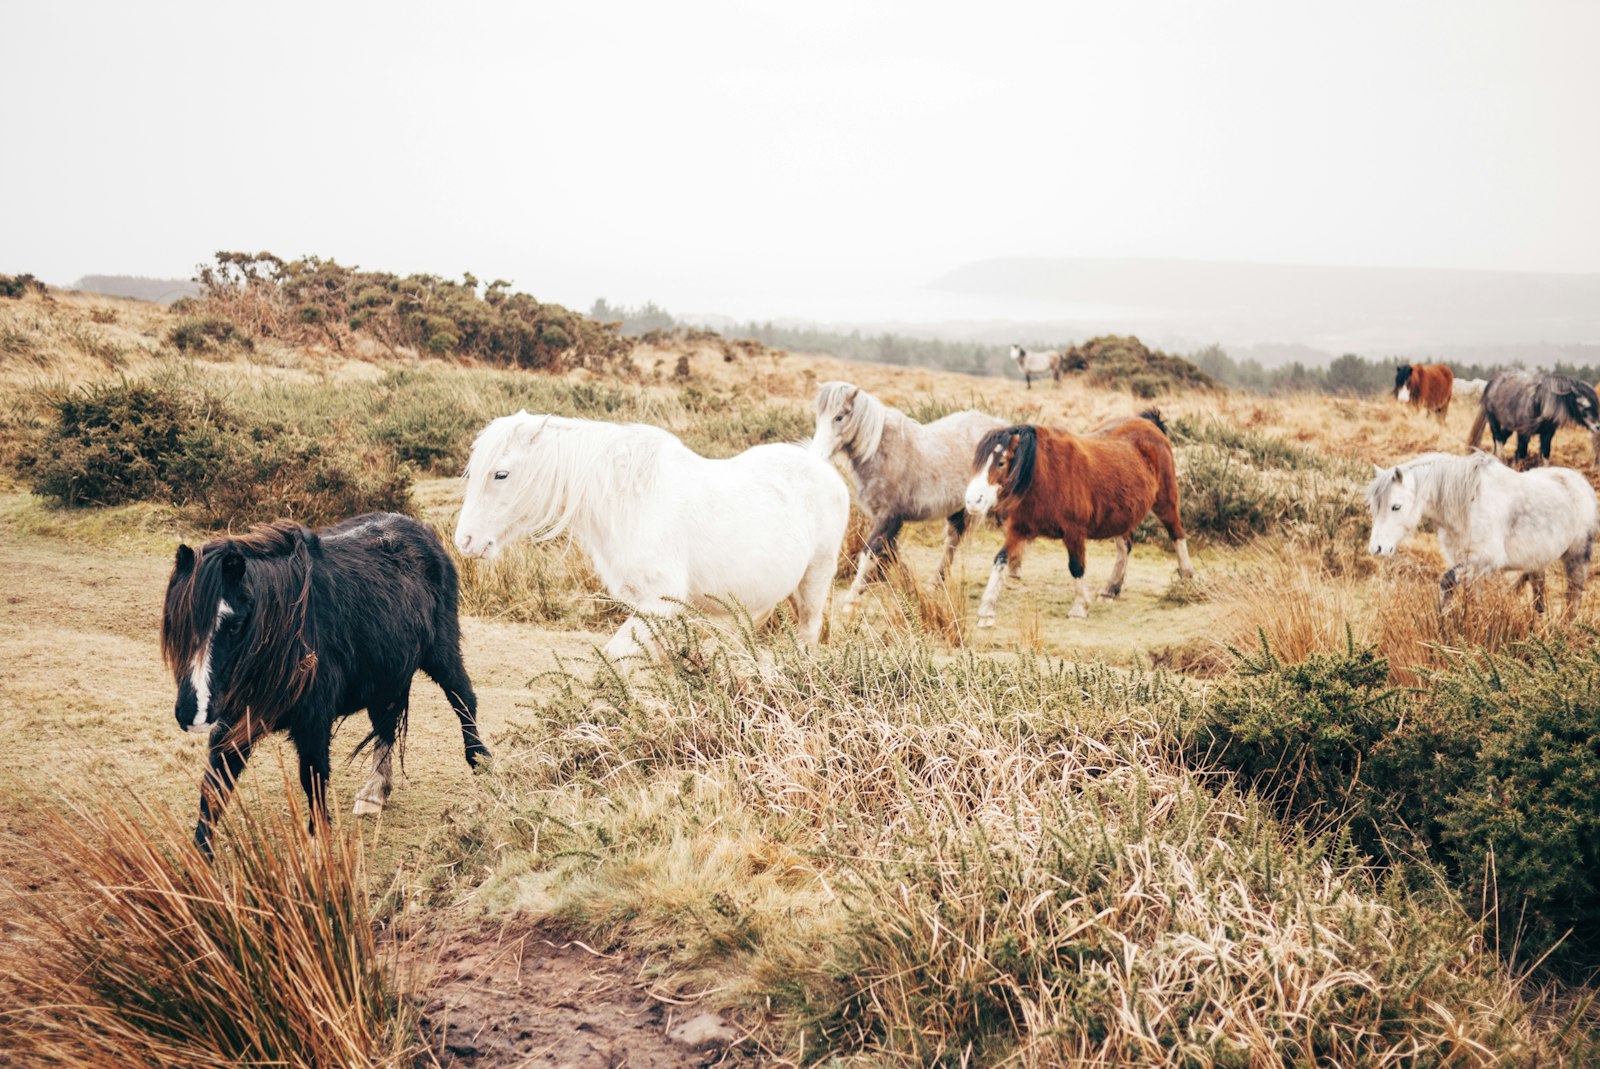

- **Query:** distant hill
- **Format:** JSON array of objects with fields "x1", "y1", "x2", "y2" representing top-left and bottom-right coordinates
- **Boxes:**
[
  {"x1": 71, "y1": 275, "x2": 198, "y2": 304},
  {"x1": 928, "y1": 257, "x2": 1600, "y2": 355}
]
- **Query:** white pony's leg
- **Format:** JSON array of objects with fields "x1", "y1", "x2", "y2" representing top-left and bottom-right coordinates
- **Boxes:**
[
  {"x1": 793, "y1": 548, "x2": 836, "y2": 645},
  {"x1": 1175, "y1": 538, "x2": 1195, "y2": 579},
  {"x1": 604, "y1": 594, "x2": 684, "y2": 661},
  {"x1": 352, "y1": 743, "x2": 393, "y2": 816},
  {"x1": 1565, "y1": 551, "x2": 1590, "y2": 615},
  {"x1": 1100, "y1": 537, "x2": 1132, "y2": 601},
  {"x1": 935, "y1": 513, "x2": 967, "y2": 582}
]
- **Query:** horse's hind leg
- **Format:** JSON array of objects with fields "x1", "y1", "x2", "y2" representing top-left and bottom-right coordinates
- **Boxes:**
[
  {"x1": 1099, "y1": 537, "x2": 1133, "y2": 601},
  {"x1": 1152, "y1": 465, "x2": 1196, "y2": 579},
  {"x1": 422, "y1": 647, "x2": 491, "y2": 768},
  {"x1": 1064, "y1": 531, "x2": 1091, "y2": 619},
  {"x1": 793, "y1": 544, "x2": 837, "y2": 645},
  {"x1": 935, "y1": 510, "x2": 966, "y2": 582},
  {"x1": 1517, "y1": 572, "x2": 1548, "y2": 614},
  {"x1": 354, "y1": 686, "x2": 408, "y2": 816},
  {"x1": 1565, "y1": 542, "x2": 1592, "y2": 616}
]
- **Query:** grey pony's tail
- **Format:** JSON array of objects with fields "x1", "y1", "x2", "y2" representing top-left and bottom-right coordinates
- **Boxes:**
[
  {"x1": 1467, "y1": 395, "x2": 1490, "y2": 450},
  {"x1": 1138, "y1": 408, "x2": 1169, "y2": 437}
]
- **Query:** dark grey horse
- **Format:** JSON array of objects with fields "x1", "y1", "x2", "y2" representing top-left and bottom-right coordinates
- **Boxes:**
[{"x1": 1468, "y1": 369, "x2": 1600, "y2": 470}]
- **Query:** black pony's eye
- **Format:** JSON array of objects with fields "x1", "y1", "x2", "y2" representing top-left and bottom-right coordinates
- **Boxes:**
[{"x1": 494, "y1": 470, "x2": 509, "y2": 481}]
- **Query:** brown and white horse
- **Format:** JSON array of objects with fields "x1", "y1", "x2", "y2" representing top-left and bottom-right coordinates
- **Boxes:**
[
  {"x1": 963, "y1": 411, "x2": 1194, "y2": 626},
  {"x1": 1394, "y1": 363, "x2": 1454, "y2": 421}
]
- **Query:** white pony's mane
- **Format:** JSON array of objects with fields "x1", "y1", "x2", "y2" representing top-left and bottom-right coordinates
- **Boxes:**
[
  {"x1": 1368, "y1": 451, "x2": 1491, "y2": 521},
  {"x1": 816, "y1": 381, "x2": 899, "y2": 462},
  {"x1": 466, "y1": 412, "x2": 677, "y2": 546}
]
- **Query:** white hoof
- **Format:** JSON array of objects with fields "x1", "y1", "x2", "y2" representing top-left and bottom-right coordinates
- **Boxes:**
[
  {"x1": 1097, "y1": 592, "x2": 1118, "y2": 602},
  {"x1": 1068, "y1": 605, "x2": 1088, "y2": 619},
  {"x1": 977, "y1": 615, "x2": 996, "y2": 629},
  {"x1": 352, "y1": 796, "x2": 385, "y2": 817}
]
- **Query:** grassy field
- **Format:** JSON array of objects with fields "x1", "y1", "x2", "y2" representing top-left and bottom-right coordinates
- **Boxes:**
[{"x1": 2, "y1": 288, "x2": 1597, "y2": 1066}]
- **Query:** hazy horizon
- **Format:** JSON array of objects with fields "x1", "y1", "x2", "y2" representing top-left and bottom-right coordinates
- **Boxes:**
[{"x1": 5, "y1": 1, "x2": 1598, "y2": 339}]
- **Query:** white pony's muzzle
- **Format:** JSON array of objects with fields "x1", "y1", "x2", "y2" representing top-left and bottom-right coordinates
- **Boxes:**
[{"x1": 454, "y1": 531, "x2": 498, "y2": 560}]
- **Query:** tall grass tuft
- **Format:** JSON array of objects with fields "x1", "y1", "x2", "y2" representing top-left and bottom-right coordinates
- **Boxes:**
[{"x1": 0, "y1": 779, "x2": 419, "y2": 1069}]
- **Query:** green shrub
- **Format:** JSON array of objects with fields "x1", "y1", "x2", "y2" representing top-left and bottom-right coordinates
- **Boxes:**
[
  {"x1": 0, "y1": 273, "x2": 45, "y2": 299},
  {"x1": 19, "y1": 381, "x2": 225, "y2": 507},
  {"x1": 169, "y1": 315, "x2": 248, "y2": 353},
  {"x1": 1063, "y1": 335, "x2": 1215, "y2": 394}
]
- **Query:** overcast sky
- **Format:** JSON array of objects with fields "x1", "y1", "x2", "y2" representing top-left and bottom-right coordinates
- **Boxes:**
[{"x1": 2, "y1": 0, "x2": 1596, "y2": 321}]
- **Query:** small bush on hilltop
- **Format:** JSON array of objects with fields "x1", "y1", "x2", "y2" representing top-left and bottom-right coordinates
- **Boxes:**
[
  {"x1": 1063, "y1": 334, "x2": 1215, "y2": 397},
  {"x1": 0, "y1": 273, "x2": 47, "y2": 299},
  {"x1": 169, "y1": 314, "x2": 249, "y2": 353},
  {"x1": 190, "y1": 252, "x2": 630, "y2": 371}
]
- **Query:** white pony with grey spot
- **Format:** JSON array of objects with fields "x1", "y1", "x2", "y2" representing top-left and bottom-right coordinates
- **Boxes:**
[
  {"x1": 456, "y1": 411, "x2": 849, "y2": 659},
  {"x1": 1010, "y1": 344, "x2": 1063, "y2": 389},
  {"x1": 1366, "y1": 451, "x2": 1598, "y2": 613},
  {"x1": 813, "y1": 382, "x2": 1012, "y2": 613}
]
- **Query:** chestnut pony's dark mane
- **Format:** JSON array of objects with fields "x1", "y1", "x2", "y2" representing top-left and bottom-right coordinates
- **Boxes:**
[{"x1": 161, "y1": 519, "x2": 318, "y2": 734}]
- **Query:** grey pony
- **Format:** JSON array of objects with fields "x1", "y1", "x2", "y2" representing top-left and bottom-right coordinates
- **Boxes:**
[
  {"x1": 1467, "y1": 367, "x2": 1600, "y2": 470},
  {"x1": 812, "y1": 382, "x2": 1010, "y2": 613}
]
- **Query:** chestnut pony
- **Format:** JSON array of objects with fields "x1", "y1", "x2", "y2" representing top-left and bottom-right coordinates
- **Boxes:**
[
  {"x1": 1394, "y1": 363, "x2": 1454, "y2": 421},
  {"x1": 963, "y1": 411, "x2": 1194, "y2": 626}
]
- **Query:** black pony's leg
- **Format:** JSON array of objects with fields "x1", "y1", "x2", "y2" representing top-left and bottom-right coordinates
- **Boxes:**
[
  {"x1": 1538, "y1": 424, "x2": 1555, "y2": 465},
  {"x1": 353, "y1": 686, "x2": 407, "y2": 815},
  {"x1": 422, "y1": 649, "x2": 491, "y2": 768},
  {"x1": 1514, "y1": 432, "x2": 1530, "y2": 464},
  {"x1": 292, "y1": 721, "x2": 332, "y2": 835},
  {"x1": 195, "y1": 725, "x2": 255, "y2": 859}
]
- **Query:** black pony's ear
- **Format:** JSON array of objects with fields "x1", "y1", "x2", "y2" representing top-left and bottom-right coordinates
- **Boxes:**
[
  {"x1": 175, "y1": 544, "x2": 195, "y2": 574},
  {"x1": 220, "y1": 549, "x2": 246, "y2": 586}
]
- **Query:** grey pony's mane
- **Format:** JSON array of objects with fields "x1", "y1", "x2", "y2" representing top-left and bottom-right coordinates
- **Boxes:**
[
  {"x1": 1368, "y1": 451, "x2": 1489, "y2": 523},
  {"x1": 815, "y1": 381, "x2": 896, "y2": 462}
]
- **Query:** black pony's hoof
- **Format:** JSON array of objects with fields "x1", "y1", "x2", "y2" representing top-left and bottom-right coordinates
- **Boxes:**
[
  {"x1": 193, "y1": 828, "x2": 216, "y2": 863},
  {"x1": 466, "y1": 746, "x2": 493, "y2": 772}
]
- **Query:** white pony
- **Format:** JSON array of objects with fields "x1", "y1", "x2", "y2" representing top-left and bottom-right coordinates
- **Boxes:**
[
  {"x1": 1366, "y1": 451, "x2": 1598, "y2": 613},
  {"x1": 1453, "y1": 377, "x2": 1488, "y2": 397},
  {"x1": 456, "y1": 412, "x2": 849, "y2": 658},
  {"x1": 1009, "y1": 344, "x2": 1063, "y2": 389}
]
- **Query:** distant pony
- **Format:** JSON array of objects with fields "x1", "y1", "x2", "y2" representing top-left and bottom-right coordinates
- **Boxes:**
[
  {"x1": 963, "y1": 411, "x2": 1194, "y2": 627},
  {"x1": 1453, "y1": 377, "x2": 1488, "y2": 397},
  {"x1": 1010, "y1": 344, "x2": 1063, "y2": 389},
  {"x1": 1394, "y1": 363, "x2": 1454, "y2": 421},
  {"x1": 812, "y1": 382, "x2": 1009, "y2": 613},
  {"x1": 1367, "y1": 452, "x2": 1598, "y2": 613},
  {"x1": 162, "y1": 513, "x2": 491, "y2": 858},
  {"x1": 1468, "y1": 368, "x2": 1600, "y2": 470},
  {"x1": 456, "y1": 412, "x2": 849, "y2": 658}
]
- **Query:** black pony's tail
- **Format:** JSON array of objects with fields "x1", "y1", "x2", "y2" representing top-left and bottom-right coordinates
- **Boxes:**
[{"x1": 1138, "y1": 408, "x2": 1169, "y2": 437}]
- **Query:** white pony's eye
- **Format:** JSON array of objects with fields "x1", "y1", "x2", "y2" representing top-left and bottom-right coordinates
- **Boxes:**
[
  {"x1": 834, "y1": 414, "x2": 844, "y2": 423},
  {"x1": 494, "y1": 470, "x2": 509, "y2": 481},
  {"x1": 1391, "y1": 503, "x2": 1401, "y2": 511}
]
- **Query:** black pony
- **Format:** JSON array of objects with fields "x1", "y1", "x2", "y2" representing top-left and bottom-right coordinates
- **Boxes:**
[
  {"x1": 1468, "y1": 368, "x2": 1600, "y2": 470},
  {"x1": 161, "y1": 512, "x2": 490, "y2": 856}
]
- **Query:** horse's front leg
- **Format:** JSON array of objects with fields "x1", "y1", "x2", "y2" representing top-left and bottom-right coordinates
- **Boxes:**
[
  {"x1": 842, "y1": 516, "x2": 904, "y2": 614},
  {"x1": 976, "y1": 532, "x2": 1027, "y2": 628},
  {"x1": 1438, "y1": 558, "x2": 1492, "y2": 612},
  {"x1": 603, "y1": 591, "x2": 686, "y2": 661},
  {"x1": 194, "y1": 724, "x2": 256, "y2": 859},
  {"x1": 293, "y1": 723, "x2": 333, "y2": 837},
  {"x1": 1064, "y1": 532, "x2": 1090, "y2": 618},
  {"x1": 1538, "y1": 425, "x2": 1555, "y2": 466}
]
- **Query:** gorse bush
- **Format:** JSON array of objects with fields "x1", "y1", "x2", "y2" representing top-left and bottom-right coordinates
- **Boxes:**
[
  {"x1": 191, "y1": 251, "x2": 630, "y2": 371},
  {"x1": 0, "y1": 273, "x2": 47, "y2": 299},
  {"x1": 169, "y1": 314, "x2": 249, "y2": 353},
  {"x1": 1193, "y1": 631, "x2": 1600, "y2": 974},
  {"x1": 1063, "y1": 334, "x2": 1216, "y2": 396},
  {"x1": 21, "y1": 379, "x2": 410, "y2": 525}
]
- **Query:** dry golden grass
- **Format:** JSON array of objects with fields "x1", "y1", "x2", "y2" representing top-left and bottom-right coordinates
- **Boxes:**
[{"x1": 0, "y1": 774, "x2": 418, "y2": 1069}]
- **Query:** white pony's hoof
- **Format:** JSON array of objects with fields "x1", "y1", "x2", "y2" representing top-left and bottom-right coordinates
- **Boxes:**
[
  {"x1": 976, "y1": 616, "x2": 996, "y2": 629},
  {"x1": 1097, "y1": 592, "x2": 1118, "y2": 602},
  {"x1": 352, "y1": 796, "x2": 385, "y2": 816},
  {"x1": 1068, "y1": 605, "x2": 1089, "y2": 619}
]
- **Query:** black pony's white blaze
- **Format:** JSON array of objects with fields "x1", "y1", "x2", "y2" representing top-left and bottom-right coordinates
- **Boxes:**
[{"x1": 187, "y1": 600, "x2": 233, "y2": 733}]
